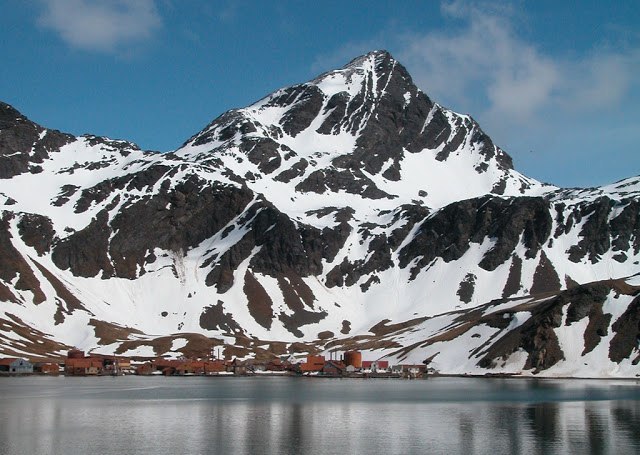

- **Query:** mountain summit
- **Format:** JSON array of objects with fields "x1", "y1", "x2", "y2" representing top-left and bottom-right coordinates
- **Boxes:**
[
  {"x1": 1, "y1": 52, "x2": 639, "y2": 377},
  {"x1": 179, "y1": 50, "x2": 545, "y2": 210}
]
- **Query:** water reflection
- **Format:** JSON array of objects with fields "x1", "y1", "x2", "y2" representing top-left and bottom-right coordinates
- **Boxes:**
[
  {"x1": 526, "y1": 403, "x2": 560, "y2": 450},
  {"x1": 1, "y1": 377, "x2": 639, "y2": 454},
  {"x1": 584, "y1": 406, "x2": 607, "y2": 454}
]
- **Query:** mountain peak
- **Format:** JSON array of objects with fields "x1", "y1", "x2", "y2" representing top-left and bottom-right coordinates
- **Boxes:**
[
  {"x1": 342, "y1": 49, "x2": 395, "y2": 69},
  {"x1": 310, "y1": 49, "x2": 412, "y2": 99},
  {"x1": 0, "y1": 102, "x2": 75, "y2": 179},
  {"x1": 179, "y1": 50, "x2": 547, "y2": 206},
  {"x1": 0, "y1": 102, "x2": 29, "y2": 130}
]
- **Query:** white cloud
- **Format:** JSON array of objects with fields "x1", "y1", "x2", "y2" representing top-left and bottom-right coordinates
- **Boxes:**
[
  {"x1": 397, "y1": 1, "x2": 639, "y2": 122},
  {"x1": 37, "y1": 0, "x2": 162, "y2": 53},
  {"x1": 558, "y1": 51, "x2": 638, "y2": 111},
  {"x1": 312, "y1": 1, "x2": 639, "y2": 186}
]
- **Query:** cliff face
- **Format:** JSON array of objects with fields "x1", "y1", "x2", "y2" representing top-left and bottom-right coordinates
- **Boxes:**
[{"x1": 0, "y1": 52, "x2": 639, "y2": 376}]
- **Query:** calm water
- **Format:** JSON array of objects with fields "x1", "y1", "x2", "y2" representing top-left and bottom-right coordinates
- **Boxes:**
[{"x1": 1, "y1": 376, "x2": 639, "y2": 454}]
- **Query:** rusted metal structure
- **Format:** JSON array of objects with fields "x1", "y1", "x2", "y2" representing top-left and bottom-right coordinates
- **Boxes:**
[{"x1": 343, "y1": 351, "x2": 362, "y2": 369}]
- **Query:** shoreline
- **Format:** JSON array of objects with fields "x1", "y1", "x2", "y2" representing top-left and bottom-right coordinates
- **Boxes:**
[{"x1": 2, "y1": 372, "x2": 639, "y2": 381}]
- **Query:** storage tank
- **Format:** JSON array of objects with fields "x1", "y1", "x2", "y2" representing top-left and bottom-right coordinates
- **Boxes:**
[{"x1": 344, "y1": 351, "x2": 362, "y2": 369}]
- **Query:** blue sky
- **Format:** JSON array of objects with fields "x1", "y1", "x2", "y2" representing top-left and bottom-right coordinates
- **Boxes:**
[{"x1": 1, "y1": 1, "x2": 638, "y2": 188}]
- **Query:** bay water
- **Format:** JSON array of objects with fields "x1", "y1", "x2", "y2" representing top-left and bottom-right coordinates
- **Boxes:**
[{"x1": 1, "y1": 376, "x2": 639, "y2": 454}]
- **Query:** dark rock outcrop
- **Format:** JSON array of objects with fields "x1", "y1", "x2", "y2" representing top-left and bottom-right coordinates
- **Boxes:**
[
  {"x1": 399, "y1": 196, "x2": 553, "y2": 278},
  {"x1": 609, "y1": 295, "x2": 640, "y2": 364},
  {"x1": 477, "y1": 283, "x2": 634, "y2": 373},
  {"x1": 199, "y1": 300, "x2": 244, "y2": 335},
  {"x1": 457, "y1": 273, "x2": 476, "y2": 304},
  {"x1": 17, "y1": 213, "x2": 56, "y2": 256},
  {"x1": 0, "y1": 102, "x2": 73, "y2": 179},
  {"x1": 0, "y1": 212, "x2": 46, "y2": 303}
]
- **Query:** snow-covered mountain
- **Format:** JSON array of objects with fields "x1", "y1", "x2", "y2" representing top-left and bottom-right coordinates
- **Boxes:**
[{"x1": 1, "y1": 51, "x2": 639, "y2": 377}]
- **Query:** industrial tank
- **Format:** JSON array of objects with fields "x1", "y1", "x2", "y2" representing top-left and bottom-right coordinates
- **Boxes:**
[{"x1": 344, "y1": 351, "x2": 362, "y2": 368}]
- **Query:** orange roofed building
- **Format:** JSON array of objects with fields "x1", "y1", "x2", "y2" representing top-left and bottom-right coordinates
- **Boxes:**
[
  {"x1": 65, "y1": 357, "x2": 103, "y2": 376},
  {"x1": 300, "y1": 355, "x2": 325, "y2": 372},
  {"x1": 177, "y1": 360, "x2": 226, "y2": 375},
  {"x1": 34, "y1": 362, "x2": 61, "y2": 375},
  {"x1": 136, "y1": 358, "x2": 226, "y2": 376}
]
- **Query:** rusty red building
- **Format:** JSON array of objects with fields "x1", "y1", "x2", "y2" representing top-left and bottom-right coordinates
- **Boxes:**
[{"x1": 300, "y1": 355, "x2": 325, "y2": 373}]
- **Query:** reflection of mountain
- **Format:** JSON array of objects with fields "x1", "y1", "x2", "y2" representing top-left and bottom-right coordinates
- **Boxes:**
[
  {"x1": 612, "y1": 401, "x2": 640, "y2": 446},
  {"x1": 1, "y1": 51, "x2": 639, "y2": 376},
  {"x1": 3, "y1": 377, "x2": 638, "y2": 452},
  {"x1": 526, "y1": 404, "x2": 560, "y2": 448},
  {"x1": 585, "y1": 405, "x2": 609, "y2": 453}
]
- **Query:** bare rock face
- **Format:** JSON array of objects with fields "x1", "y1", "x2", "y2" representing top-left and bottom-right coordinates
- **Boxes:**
[
  {"x1": 51, "y1": 210, "x2": 114, "y2": 278},
  {"x1": 333, "y1": 53, "x2": 435, "y2": 181},
  {"x1": 325, "y1": 233, "x2": 393, "y2": 288},
  {"x1": 476, "y1": 282, "x2": 640, "y2": 373},
  {"x1": 398, "y1": 196, "x2": 553, "y2": 278},
  {"x1": 51, "y1": 174, "x2": 254, "y2": 279},
  {"x1": 457, "y1": 273, "x2": 476, "y2": 304},
  {"x1": 204, "y1": 199, "x2": 351, "y2": 294},
  {"x1": 609, "y1": 295, "x2": 640, "y2": 364},
  {"x1": 277, "y1": 85, "x2": 325, "y2": 137},
  {"x1": 0, "y1": 102, "x2": 73, "y2": 179},
  {"x1": 0, "y1": 213, "x2": 46, "y2": 304},
  {"x1": 199, "y1": 300, "x2": 244, "y2": 336},
  {"x1": 565, "y1": 197, "x2": 640, "y2": 263},
  {"x1": 17, "y1": 213, "x2": 55, "y2": 256},
  {"x1": 530, "y1": 251, "x2": 561, "y2": 295}
]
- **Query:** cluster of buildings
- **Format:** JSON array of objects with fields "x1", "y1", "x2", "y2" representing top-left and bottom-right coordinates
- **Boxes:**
[
  {"x1": 0, "y1": 349, "x2": 433, "y2": 379},
  {"x1": 64, "y1": 349, "x2": 132, "y2": 375},
  {"x1": 0, "y1": 350, "x2": 132, "y2": 376},
  {"x1": 136, "y1": 350, "x2": 432, "y2": 378},
  {"x1": 0, "y1": 357, "x2": 59, "y2": 375},
  {"x1": 298, "y1": 351, "x2": 431, "y2": 378},
  {"x1": 136, "y1": 357, "x2": 286, "y2": 376}
]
